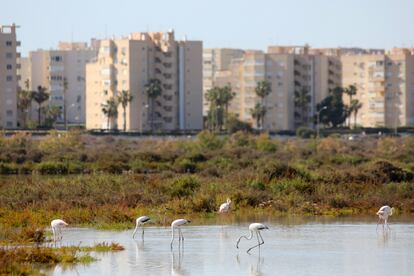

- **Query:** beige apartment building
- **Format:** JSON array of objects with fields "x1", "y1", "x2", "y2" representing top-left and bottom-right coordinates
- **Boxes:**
[
  {"x1": 25, "y1": 42, "x2": 98, "y2": 126},
  {"x1": 206, "y1": 46, "x2": 341, "y2": 131},
  {"x1": 341, "y1": 48, "x2": 414, "y2": 127},
  {"x1": 86, "y1": 30, "x2": 203, "y2": 131},
  {"x1": 0, "y1": 24, "x2": 20, "y2": 129},
  {"x1": 203, "y1": 48, "x2": 244, "y2": 116}
]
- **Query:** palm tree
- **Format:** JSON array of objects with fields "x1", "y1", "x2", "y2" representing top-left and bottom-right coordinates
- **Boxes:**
[
  {"x1": 117, "y1": 90, "x2": 133, "y2": 132},
  {"x1": 294, "y1": 87, "x2": 311, "y2": 127},
  {"x1": 344, "y1": 85, "x2": 357, "y2": 127},
  {"x1": 32, "y1": 86, "x2": 49, "y2": 127},
  {"x1": 63, "y1": 78, "x2": 68, "y2": 130},
  {"x1": 219, "y1": 85, "x2": 234, "y2": 130},
  {"x1": 250, "y1": 103, "x2": 267, "y2": 129},
  {"x1": 254, "y1": 80, "x2": 271, "y2": 129},
  {"x1": 144, "y1": 79, "x2": 162, "y2": 132},
  {"x1": 17, "y1": 79, "x2": 34, "y2": 128},
  {"x1": 205, "y1": 87, "x2": 222, "y2": 131},
  {"x1": 101, "y1": 97, "x2": 119, "y2": 130},
  {"x1": 350, "y1": 99, "x2": 363, "y2": 129}
]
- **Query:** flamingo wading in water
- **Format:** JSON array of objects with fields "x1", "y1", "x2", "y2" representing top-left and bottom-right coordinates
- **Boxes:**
[
  {"x1": 236, "y1": 223, "x2": 269, "y2": 254},
  {"x1": 170, "y1": 219, "x2": 191, "y2": 249},
  {"x1": 376, "y1": 205, "x2": 394, "y2": 230},
  {"x1": 51, "y1": 219, "x2": 68, "y2": 242},
  {"x1": 132, "y1": 216, "x2": 151, "y2": 240},
  {"x1": 219, "y1": 198, "x2": 232, "y2": 213}
]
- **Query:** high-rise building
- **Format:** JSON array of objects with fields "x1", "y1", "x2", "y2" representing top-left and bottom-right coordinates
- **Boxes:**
[
  {"x1": 341, "y1": 48, "x2": 414, "y2": 127},
  {"x1": 85, "y1": 30, "x2": 203, "y2": 131},
  {"x1": 0, "y1": 24, "x2": 20, "y2": 129},
  {"x1": 208, "y1": 46, "x2": 342, "y2": 131},
  {"x1": 203, "y1": 48, "x2": 244, "y2": 116},
  {"x1": 25, "y1": 42, "x2": 98, "y2": 127}
]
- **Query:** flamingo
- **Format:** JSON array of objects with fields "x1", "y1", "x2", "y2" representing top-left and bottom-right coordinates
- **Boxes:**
[
  {"x1": 170, "y1": 219, "x2": 191, "y2": 249},
  {"x1": 376, "y1": 205, "x2": 394, "y2": 230},
  {"x1": 219, "y1": 198, "x2": 232, "y2": 213},
  {"x1": 51, "y1": 219, "x2": 68, "y2": 242},
  {"x1": 236, "y1": 223, "x2": 269, "y2": 254},
  {"x1": 132, "y1": 216, "x2": 151, "y2": 240}
]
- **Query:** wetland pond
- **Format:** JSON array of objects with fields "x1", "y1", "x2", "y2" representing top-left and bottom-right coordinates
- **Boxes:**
[{"x1": 44, "y1": 216, "x2": 414, "y2": 275}]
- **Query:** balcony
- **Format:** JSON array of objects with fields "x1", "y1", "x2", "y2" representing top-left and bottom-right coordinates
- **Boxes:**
[{"x1": 16, "y1": 41, "x2": 21, "y2": 47}]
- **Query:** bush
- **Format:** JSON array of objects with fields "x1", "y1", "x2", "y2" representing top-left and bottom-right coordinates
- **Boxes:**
[
  {"x1": 169, "y1": 176, "x2": 200, "y2": 198},
  {"x1": 36, "y1": 162, "x2": 68, "y2": 175},
  {"x1": 0, "y1": 163, "x2": 19, "y2": 175},
  {"x1": 174, "y1": 158, "x2": 197, "y2": 173},
  {"x1": 256, "y1": 134, "x2": 277, "y2": 152},
  {"x1": 370, "y1": 161, "x2": 414, "y2": 182},
  {"x1": 262, "y1": 162, "x2": 310, "y2": 182},
  {"x1": 226, "y1": 116, "x2": 252, "y2": 134},
  {"x1": 296, "y1": 127, "x2": 316, "y2": 138}
]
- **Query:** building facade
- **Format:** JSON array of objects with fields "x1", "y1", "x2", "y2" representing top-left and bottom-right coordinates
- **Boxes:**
[
  {"x1": 85, "y1": 31, "x2": 203, "y2": 131},
  {"x1": 202, "y1": 48, "x2": 244, "y2": 116},
  {"x1": 0, "y1": 24, "x2": 20, "y2": 128},
  {"x1": 25, "y1": 42, "x2": 98, "y2": 127},
  {"x1": 341, "y1": 48, "x2": 414, "y2": 127},
  {"x1": 207, "y1": 46, "x2": 342, "y2": 131}
]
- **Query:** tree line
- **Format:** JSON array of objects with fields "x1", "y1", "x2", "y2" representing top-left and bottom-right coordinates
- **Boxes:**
[{"x1": 17, "y1": 76, "x2": 362, "y2": 132}]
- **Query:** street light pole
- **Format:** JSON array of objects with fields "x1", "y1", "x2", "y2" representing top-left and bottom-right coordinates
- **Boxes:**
[{"x1": 317, "y1": 106, "x2": 327, "y2": 139}]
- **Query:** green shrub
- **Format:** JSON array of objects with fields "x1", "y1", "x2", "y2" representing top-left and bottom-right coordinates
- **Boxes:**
[
  {"x1": 270, "y1": 178, "x2": 314, "y2": 194},
  {"x1": 296, "y1": 127, "x2": 316, "y2": 138},
  {"x1": 249, "y1": 180, "x2": 266, "y2": 191},
  {"x1": 256, "y1": 134, "x2": 277, "y2": 152},
  {"x1": 0, "y1": 163, "x2": 19, "y2": 175},
  {"x1": 169, "y1": 176, "x2": 200, "y2": 198},
  {"x1": 36, "y1": 161, "x2": 68, "y2": 175},
  {"x1": 262, "y1": 162, "x2": 310, "y2": 182},
  {"x1": 174, "y1": 158, "x2": 197, "y2": 173}
]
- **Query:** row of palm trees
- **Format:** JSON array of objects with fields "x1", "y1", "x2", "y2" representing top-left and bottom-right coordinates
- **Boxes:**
[
  {"x1": 205, "y1": 80, "x2": 272, "y2": 131},
  {"x1": 294, "y1": 84, "x2": 363, "y2": 129},
  {"x1": 17, "y1": 80, "x2": 62, "y2": 128},
  {"x1": 101, "y1": 78, "x2": 162, "y2": 132}
]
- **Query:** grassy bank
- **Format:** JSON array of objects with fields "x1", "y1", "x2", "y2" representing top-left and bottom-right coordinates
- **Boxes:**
[
  {"x1": 0, "y1": 130, "x2": 414, "y2": 243},
  {"x1": 0, "y1": 242, "x2": 124, "y2": 275}
]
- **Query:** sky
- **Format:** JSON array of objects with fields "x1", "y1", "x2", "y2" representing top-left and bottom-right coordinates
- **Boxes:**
[{"x1": 2, "y1": 0, "x2": 414, "y2": 56}]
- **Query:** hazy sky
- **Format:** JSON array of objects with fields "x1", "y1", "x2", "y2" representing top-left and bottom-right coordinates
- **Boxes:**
[{"x1": 2, "y1": 0, "x2": 414, "y2": 55}]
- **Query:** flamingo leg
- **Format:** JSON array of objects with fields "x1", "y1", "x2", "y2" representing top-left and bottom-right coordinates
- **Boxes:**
[
  {"x1": 170, "y1": 227, "x2": 175, "y2": 249},
  {"x1": 142, "y1": 225, "x2": 145, "y2": 240},
  {"x1": 258, "y1": 232, "x2": 265, "y2": 245},
  {"x1": 247, "y1": 232, "x2": 262, "y2": 254},
  {"x1": 376, "y1": 218, "x2": 381, "y2": 230},
  {"x1": 385, "y1": 219, "x2": 391, "y2": 230}
]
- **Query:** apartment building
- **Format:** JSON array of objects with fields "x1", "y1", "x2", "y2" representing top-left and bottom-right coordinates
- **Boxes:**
[
  {"x1": 210, "y1": 46, "x2": 341, "y2": 131},
  {"x1": 203, "y1": 48, "x2": 244, "y2": 116},
  {"x1": 0, "y1": 24, "x2": 20, "y2": 129},
  {"x1": 85, "y1": 30, "x2": 203, "y2": 131},
  {"x1": 341, "y1": 48, "x2": 414, "y2": 127},
  {"x1": 25, "y1": 42, "x2": 98, "y2": 126}
]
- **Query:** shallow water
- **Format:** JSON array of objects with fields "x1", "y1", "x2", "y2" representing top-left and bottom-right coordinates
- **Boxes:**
[{"x1": 45, "y1": 218, "x2": 414, "y2": 276}]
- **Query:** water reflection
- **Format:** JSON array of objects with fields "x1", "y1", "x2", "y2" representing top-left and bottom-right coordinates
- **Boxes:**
[
  {"x1": 250, "y1": 253, "x2": 264, "y2": 276},
  {"x1": 171, "y1": 246, "x2": 186, "y2": 276}
]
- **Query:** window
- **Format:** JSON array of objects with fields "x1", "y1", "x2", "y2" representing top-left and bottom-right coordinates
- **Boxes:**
[
  {"x1": 6, "y1": 110, "x2": 13, "y2": 116},
  {"x1": 6, "y1": 76, "x2": 13, "y2": 81},
  {"x1": 6, "y1": 64, "x2": 12, "y2": 70},
  {"x1": 6, "y1": 52, "x2": 12, "y2": 58},
  {"x1": 51, "y1": 56, "x2": 62, "y2": 62},
  {"x1": 77, "y1": 95, "x2": 81, "y2": 103},
  {"x1": 6, "y1": 41, "x2": 12, "y2": 46}
]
